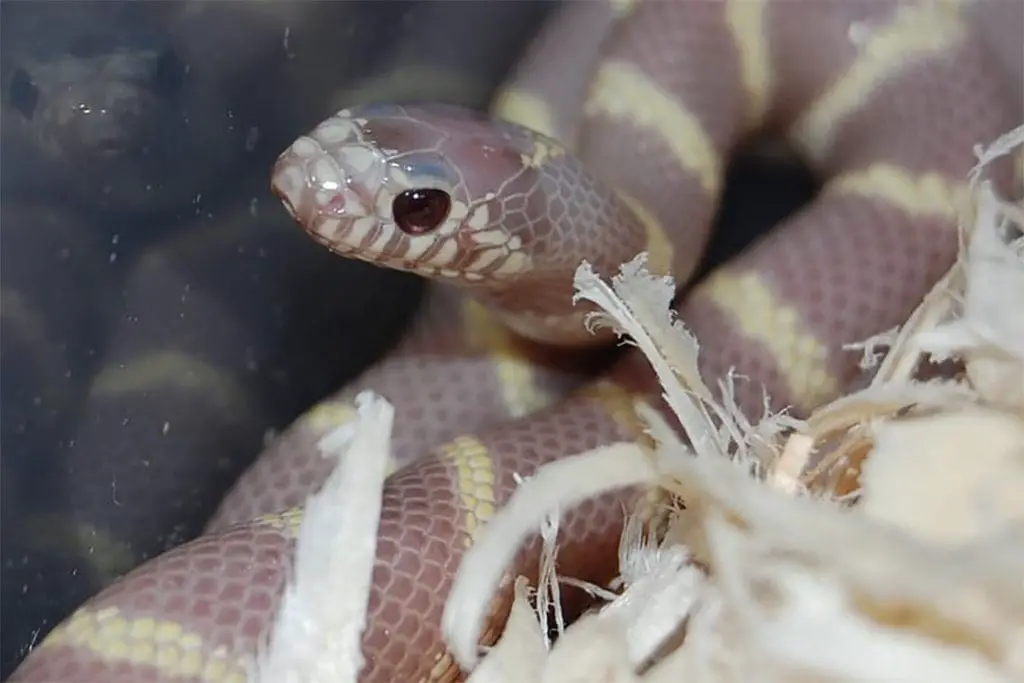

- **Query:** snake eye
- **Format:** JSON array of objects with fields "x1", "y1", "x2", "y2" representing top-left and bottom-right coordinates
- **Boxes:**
[{"x1": 392, "y1": 188, "x2": 451, "y2": 235}]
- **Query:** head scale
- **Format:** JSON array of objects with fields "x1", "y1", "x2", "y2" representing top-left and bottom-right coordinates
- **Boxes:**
[{"x1": 270, "y1": 103, "x2": 544, "y2": 284}]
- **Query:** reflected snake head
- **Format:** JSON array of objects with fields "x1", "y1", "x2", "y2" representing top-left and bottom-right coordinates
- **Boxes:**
[{"x1": 8, "y1": 46, "x2": 187, "y2": 163}]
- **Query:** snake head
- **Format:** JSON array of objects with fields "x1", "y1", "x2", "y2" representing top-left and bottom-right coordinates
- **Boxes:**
[{"x1": 271, "y1": 103, "x2": 542, "y2": 284}]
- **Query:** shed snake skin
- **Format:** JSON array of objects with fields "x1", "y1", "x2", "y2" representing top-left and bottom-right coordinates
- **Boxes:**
[{"x1": 11, "y1": 1, "x2": 1019, "y2": 682}]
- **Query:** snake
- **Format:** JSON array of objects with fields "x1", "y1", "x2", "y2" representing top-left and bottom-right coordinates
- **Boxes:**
[
  {"x1": 0, "y1": 0, "x2": 208, "y2": 216},
  {"x1": 11, "y1": 1, "x2": 1018, "y2": 682}
]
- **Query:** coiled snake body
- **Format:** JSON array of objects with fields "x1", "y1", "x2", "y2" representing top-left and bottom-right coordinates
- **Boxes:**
[{"x1": 12, "y1": 2, "x2": 1018, "y2": 682}]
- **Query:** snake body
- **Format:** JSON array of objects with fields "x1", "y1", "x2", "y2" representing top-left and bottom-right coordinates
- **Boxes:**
[{"x1": 11, "y1": 1, "x2": 1018, "y2": 682}]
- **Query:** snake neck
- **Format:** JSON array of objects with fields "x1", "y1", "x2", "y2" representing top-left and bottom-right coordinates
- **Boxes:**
[{"x1": 465, "y1": 277, "x2": 615, "y2": 348}]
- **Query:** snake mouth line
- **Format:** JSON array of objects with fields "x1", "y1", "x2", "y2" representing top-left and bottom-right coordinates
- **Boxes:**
[{"x1": 274, "y1": 188, "x2": 298, "y2": 221}]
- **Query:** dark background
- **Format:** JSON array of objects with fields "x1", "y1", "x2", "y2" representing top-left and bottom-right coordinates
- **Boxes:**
[{"x1": 1, "y1": 1, "x2": 1018, "y2": 679}]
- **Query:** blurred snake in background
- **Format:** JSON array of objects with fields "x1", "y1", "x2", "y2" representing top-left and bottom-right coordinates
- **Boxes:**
[
  {"x1": 11, "y1": 1, "x2": 1020, "y2": 682},
  {"x1": 0, "y1": 2, "x2": 231, "y2": 216}
]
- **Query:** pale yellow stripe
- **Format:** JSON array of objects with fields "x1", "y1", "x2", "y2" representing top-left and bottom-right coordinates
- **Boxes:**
[
  {"x1": 440, "y1": 435, "x2": 497, "y2": 547},
  {"x1": 585, "y1": 59, "x2": 722, "y2": 196},
  {"x1": 491, "y1": 89, "x2": 560, "y2": 139},
  {"x1": 702, "y1": 270, "x2": 841, "y2": 410},
  {"x1": 616, "y1": 191, "x2": 676, "y2": 279},
  {"x1": 1, "y1": 289, "x2": 50, "y2": 349},
  {"x1": 830, "y1": 164, "x2": 970, "y2": 221},
  {"x1": 89, "y1": 350, "x2": 246, "y2": 411},
  {"x1": 252, "y1": 506, "x2": 306, "y2": 537},
  {"x1": 521, "y1": 135, "x2": 568, "y2": 170},
  {"x1": 40, "y1": 607, "x2": 247, "y2": 682},
  {"x1": 303, "y1": 399, "x2": 404, "y2": 474},
  {"x1": 725, "y1": 0, "x2": 772, "y2": 130},
  {"x1": 0, "y1": 288, "x2": 72, "y2": 406},
  {"x1": 791, "y1": 3, "x2": 967, "y2": 162},
  {"x1": 304, "y1": 399, "x2": 358, "y2": 432},
  {"x1": 609, "y1": 0, "x2": 641, "y2": 17},
  {"x1": 575, "y1": 380, "x2": 654, "y2": 448},
  {"x1": 930, "y1": 0, "x2": 973, "y2": 11},
  {"x1": 461, "y1": 299, "x2": 554, "y2": 417},
  {"x1": 24, "y1": 515, "x2": 136, "y2": 583}
]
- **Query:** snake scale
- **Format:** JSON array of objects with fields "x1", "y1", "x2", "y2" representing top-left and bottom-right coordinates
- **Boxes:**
[{"x1": 11, "y1": 1, "x2": 1018, "y2": 682}]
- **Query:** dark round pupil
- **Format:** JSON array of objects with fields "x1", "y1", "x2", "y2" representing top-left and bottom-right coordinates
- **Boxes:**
[{"x1": 392, "y1": 188, "x2": 451, "y2": 235}]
